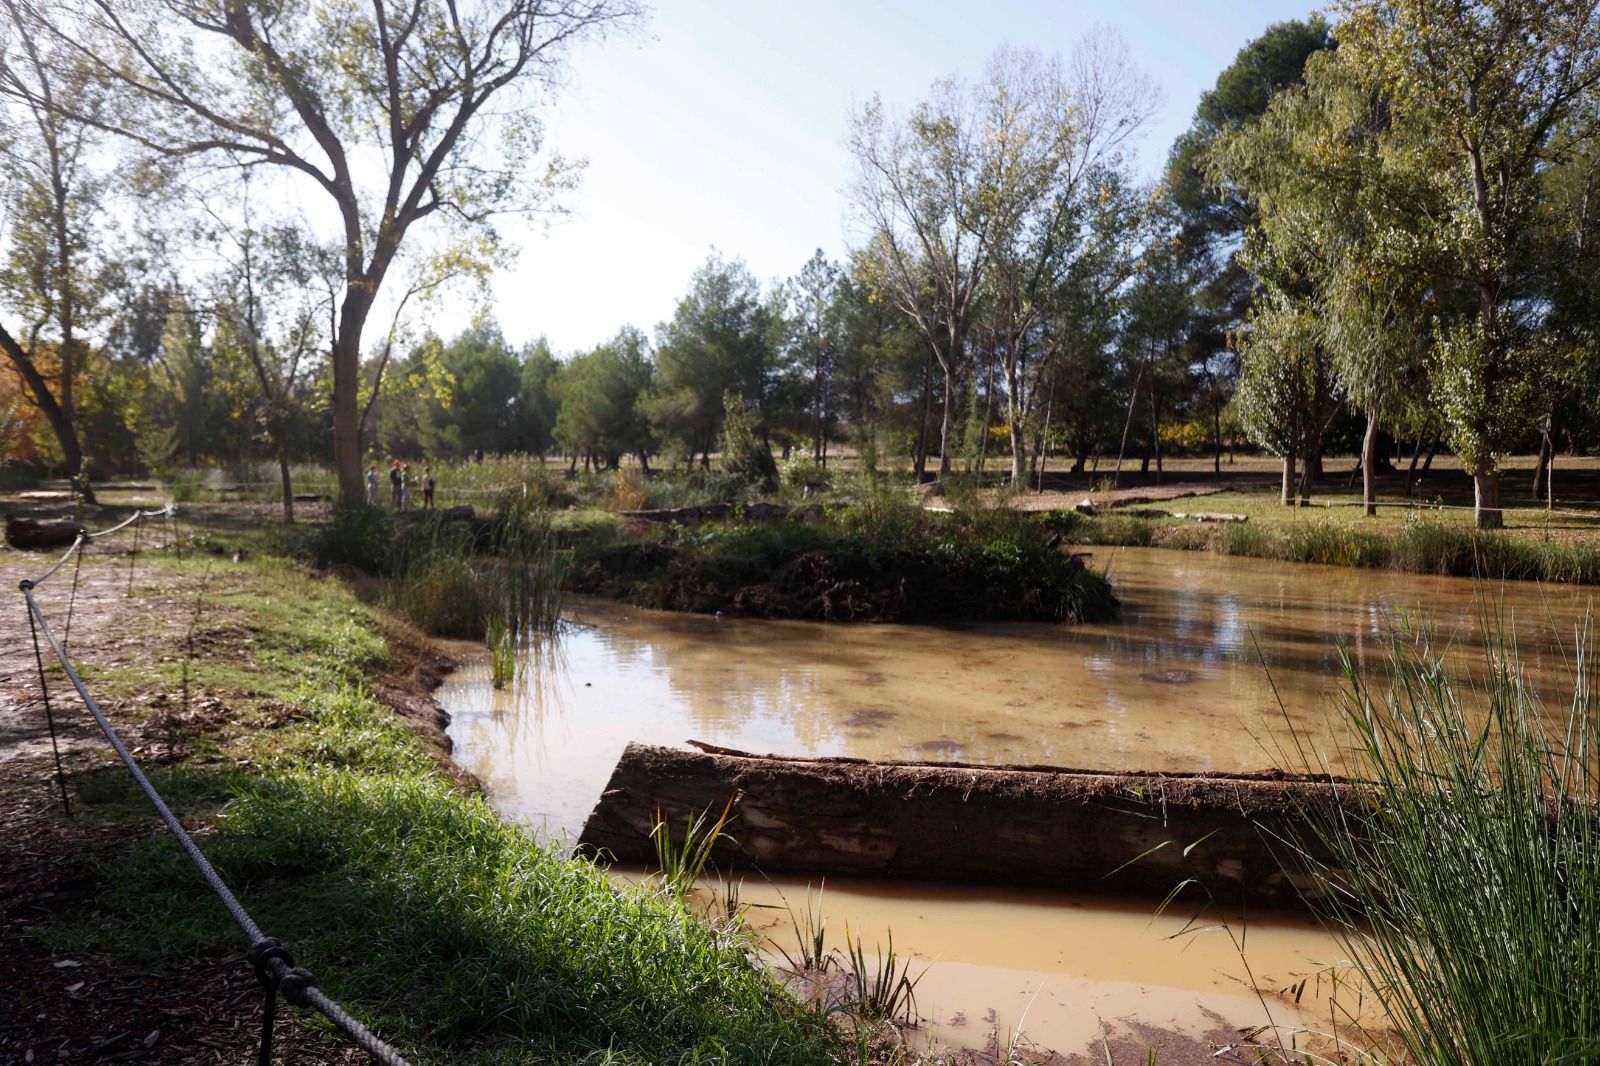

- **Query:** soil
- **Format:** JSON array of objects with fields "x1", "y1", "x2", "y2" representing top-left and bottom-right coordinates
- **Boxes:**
[{"x1": 0, "y1": 548, "x2": 454, "y2": 1065}]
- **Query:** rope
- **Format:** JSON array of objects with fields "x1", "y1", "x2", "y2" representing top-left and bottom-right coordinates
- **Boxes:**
[
  {"x1": 27, "y1": 533, "x2": 86, "y2": 588},
  {"x1": 85, "y1": 508, "x2": 167, "y2": 539}
]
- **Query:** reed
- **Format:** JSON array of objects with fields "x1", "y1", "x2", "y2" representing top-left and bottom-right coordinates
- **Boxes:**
[
  {"x1": 1289, "y1": 621, "x2": 1600, "y2": 1064},
  {"x1": 840, "y1": 926, "x2": 923, "y2": 1026},
  {"x1": 649, "y1": 796, "x2": 736, "y2": 907}
]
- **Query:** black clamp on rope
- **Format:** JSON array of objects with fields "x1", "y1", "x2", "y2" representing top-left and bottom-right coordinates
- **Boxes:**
[
  {"x1": 19, "y1": 579, "x2": 34, "y2": 592},
  {"x1": 249, "y1": 937, "x2": 298, "y2": 1066}
]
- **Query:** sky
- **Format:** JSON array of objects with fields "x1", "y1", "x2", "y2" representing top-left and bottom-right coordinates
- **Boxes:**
[{"x1": 476, "y1": 0, "x2": 1325, "y2": 355}]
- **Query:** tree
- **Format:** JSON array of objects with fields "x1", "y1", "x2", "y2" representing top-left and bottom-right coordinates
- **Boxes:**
[
  {"x1": 46, "y1": 0, "x2": 640, "y2": 500},
  {"x1": 0, "y1": 0, "x2": 112, "y2": 488},
  {"x1": 651, "y1": 253, "x2": 773, "y2": 466},
  {"x1": 1233, "y1": 295, "x2": 1334, "y2": 506},
  {"x1": 1213, "y1": 44, "x2": 1433, "y2": 516},
  {"x1": 555, "y1": 326, "x2": 655, "y2": 470},
  {"x1": 1165, "y1": 17, "x2": 1333, "y2": 399},
  {"x1": 213, "y1": 217, "x2": 333, "y2": 521},
  {"x1": 848, "y1": 74, "x2": 996, "y2": 478},
  {"x1": 515, "y1": 337, "x2": 560, "y2": 457},
  {"x1": 774, "y1": 250, "x2": 844, "y2": 465},
  {"x1": 1336, "y1": 0, "x2": 1600, "y2": 527},
  {"x1": 978, "y1": 41, "x2": 1154, "y2": 487}
]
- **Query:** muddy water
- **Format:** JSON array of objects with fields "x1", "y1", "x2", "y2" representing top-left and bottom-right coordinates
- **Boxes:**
[{"x1": 439, "y1": 546, "x2": 1591, "y2": 1054}]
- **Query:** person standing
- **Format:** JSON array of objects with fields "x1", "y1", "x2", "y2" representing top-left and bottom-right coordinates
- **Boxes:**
[
  {"x1": 422, "y1": 466, "x2": 436, "y2": 510},
  {"x1": 400, "y1": 463, "x2": 412, "y2": 511},
  {"x1": 389, "y1": 459, "x2": 402, "y2": 509},
  {"x1": 366, "y1": 465, "x2": 379, "y2": 505}
]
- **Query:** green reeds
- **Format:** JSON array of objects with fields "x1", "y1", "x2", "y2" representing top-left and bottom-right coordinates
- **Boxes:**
[
  {"x1": 841, "y1": 926, "x2": 922, "y2": 1026},
  {"x1": 778, "y1": 882, "x2": 834, "y2": 974},
  {"x1": 649, "y1": 795, "x2": 737, "y2": 907},
  {"x1": 1289, "y1": 620, "x2": 1600, "y2": 1064}
]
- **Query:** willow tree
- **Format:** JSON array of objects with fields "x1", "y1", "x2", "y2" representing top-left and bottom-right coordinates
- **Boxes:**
[
  {"x1": 1335, "y1": 0, "x2": 1600, "y2": 528},
  {"x1": 38, "y1": 0, "x2": 638, "y2": 500}
]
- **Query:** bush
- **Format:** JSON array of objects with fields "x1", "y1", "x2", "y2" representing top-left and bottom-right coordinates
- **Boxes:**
[{"x1": 570, "y1": 505, "x2": 1117, "y2": 624}]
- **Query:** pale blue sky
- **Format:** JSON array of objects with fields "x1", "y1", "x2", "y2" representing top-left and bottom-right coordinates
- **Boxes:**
[{"x1": 482, "y1": 0, "x2": 1324, "y2": 353}]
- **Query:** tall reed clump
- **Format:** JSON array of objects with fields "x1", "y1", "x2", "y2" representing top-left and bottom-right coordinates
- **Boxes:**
[
  {"x1": 485, "y1": 493, "x2": 568, "y2": 686},
  {"x1": 1290, "y1": 625, "x2": 1600, "y2": 1064}
]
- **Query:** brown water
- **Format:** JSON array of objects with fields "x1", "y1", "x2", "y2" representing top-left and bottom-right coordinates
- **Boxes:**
[{"x1": 439, "y1": 546, "x2": 1592, "y2": 1054}]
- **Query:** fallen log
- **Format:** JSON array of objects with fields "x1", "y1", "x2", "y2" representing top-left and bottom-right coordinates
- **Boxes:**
[
  {"x1": 5, "y1": 514, "x2": 85, "y2": 551},
  {"x1": 579, "y1": 741, "x2": 1362, "y2": 911}
]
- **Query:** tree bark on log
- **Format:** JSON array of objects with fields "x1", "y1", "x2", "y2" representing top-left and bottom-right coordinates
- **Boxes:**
[{"x1": 579, "y1": 742, "x2": 1361, "y2": 912}]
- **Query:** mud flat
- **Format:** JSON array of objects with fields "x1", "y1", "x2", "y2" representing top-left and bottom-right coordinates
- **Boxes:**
[{"x1": 579, "y1": 741, "x2": 1357, "y2": 911}]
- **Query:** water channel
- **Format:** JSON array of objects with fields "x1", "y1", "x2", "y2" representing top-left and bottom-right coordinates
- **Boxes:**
[{"x1": 439, "y1": 546, "x2": 1595, "y2": 1057}]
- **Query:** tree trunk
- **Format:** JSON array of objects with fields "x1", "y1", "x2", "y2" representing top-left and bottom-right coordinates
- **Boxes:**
[
  {"x1": 1473, "y1": 466, "x2": 1503, "y2": 529},
  {"x1": 1361, "y1": 408, "x2": 1380, "y2": 517},
  {"x1": 1281, "y1": 454, "x2": 1296, "y2": 507},
  {"x1": 331, "y1": 306, "x2": 371, "y2": 502},
  {"x1": 937, "y1": 365, "x2": 954, "y2": 478},
  {"x1": 0, "y1": 323, "x2": 85, "y2": 482},
  {"x1": 913, "y1": 347, "x2": 933, "y2": 480},
  {"x1": 1148, "y1": 386, "x2": 1163, "y2": 484},
  {"x1": 278, "y1": 451, "x2": 295, "y2": 524},
  {"x1": 1213, "y1": 403, "x2": 1222, "y2": 475},
  {"x1": 1532, "y1": 419, "x2": 1552, "y2": 502},
  {"x1": 1113, "y1": 367, "x2": 1142, "y2": 491},
  {"x1": 1405, "y1": 433, "x2": 1424, "y2": 498}
]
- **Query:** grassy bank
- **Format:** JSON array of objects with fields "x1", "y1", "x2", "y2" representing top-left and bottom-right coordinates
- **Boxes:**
[
  {"x1": 569, "y1": 503, "x2": 1118, "y2": 624},
  {"x1": 1068, "y1": 507, "x2": 1600, "y2": 584},
  {"x1": 8, "y1": 551, "x2": 839, "y2": 1064}
]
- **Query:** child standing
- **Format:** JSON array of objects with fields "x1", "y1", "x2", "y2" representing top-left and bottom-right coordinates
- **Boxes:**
[
  {"x1": 389, "y1": 459, "x2": 402, "y2": 509},
  {"x1": 366, "y1": 465, "x2": 379, "y2": 505},
  {"x1": 422, "y1": 466, "x2": 436, "y2": 510},
  {"x1": 400, "y1": 463, "x2": 412, "y2": 511}
]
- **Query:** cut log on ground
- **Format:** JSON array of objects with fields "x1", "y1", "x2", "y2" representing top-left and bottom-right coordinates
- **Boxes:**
[
  {"x1": 1172, "y1": 512, "x2": 1249, "y2": 523},
  {"x1": 579, "y1": 741, "x2": 1363, "y2": 911},
  {"x1": 5, "y1": 514, "x2": 84, "y2": 550}
]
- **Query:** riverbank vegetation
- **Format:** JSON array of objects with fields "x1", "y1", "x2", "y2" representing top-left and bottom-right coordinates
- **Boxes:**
[
  {"x1": 1069, "y1": 506, "x2": 1600, "y2": 585},
  {"x1": 569, "y1": 502, "x2": 1116, "y2": 624}
]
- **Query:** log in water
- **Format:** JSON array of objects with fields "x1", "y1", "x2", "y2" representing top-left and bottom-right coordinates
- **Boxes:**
[{"x1": 579, "y1": 741, "x2": 1358, "y2": 910}]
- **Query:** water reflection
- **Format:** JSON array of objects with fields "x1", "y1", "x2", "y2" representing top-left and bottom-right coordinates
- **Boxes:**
[{"x1": 441, "y1": 546, "x2": 1593, "y2": 841}]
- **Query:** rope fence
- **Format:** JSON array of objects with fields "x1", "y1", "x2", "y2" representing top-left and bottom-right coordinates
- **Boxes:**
[{"x1": 17, "y1": 508, "x2": 413, "y2": 1066}]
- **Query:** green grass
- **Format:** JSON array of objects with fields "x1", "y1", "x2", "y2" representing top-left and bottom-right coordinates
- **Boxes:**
[
  {"x1": 1286, "y1": 623, "x2": 1600, "y2": 1064},
  {"x1": 32, "y1": 554, "x2": 840, "y2": 1065}
]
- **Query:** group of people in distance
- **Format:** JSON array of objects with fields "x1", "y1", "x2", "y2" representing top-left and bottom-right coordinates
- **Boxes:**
[{"x1": 366, "y1": 458, "x2": 436, "y2": 510}]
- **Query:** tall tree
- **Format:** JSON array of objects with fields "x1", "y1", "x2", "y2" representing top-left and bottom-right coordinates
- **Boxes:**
[
  {"x1": 1165, "y1": 17, "x2": 1333, "y2": 390},
  {"x1": 0, "y1": 0, "x2": 111, "y2": 488},
  {"x1": 1336, "y1": 0, "x2": 1600, "y2": 527},
  {"x1": 978, "y1": 40, "x2": 1154, "y2": 487},
  {"x1": 775, "y1": 250, "x2": 844, "y2": 465},
  {"x1": 849, "y1": 73, "x2": 998, "y2": 478},
  {"x1": 651, "y1": 253, "x2": 773, "y2": 467},
  {"x1": 43, "y1": 0, "x2": 639, "y2": 500}
]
